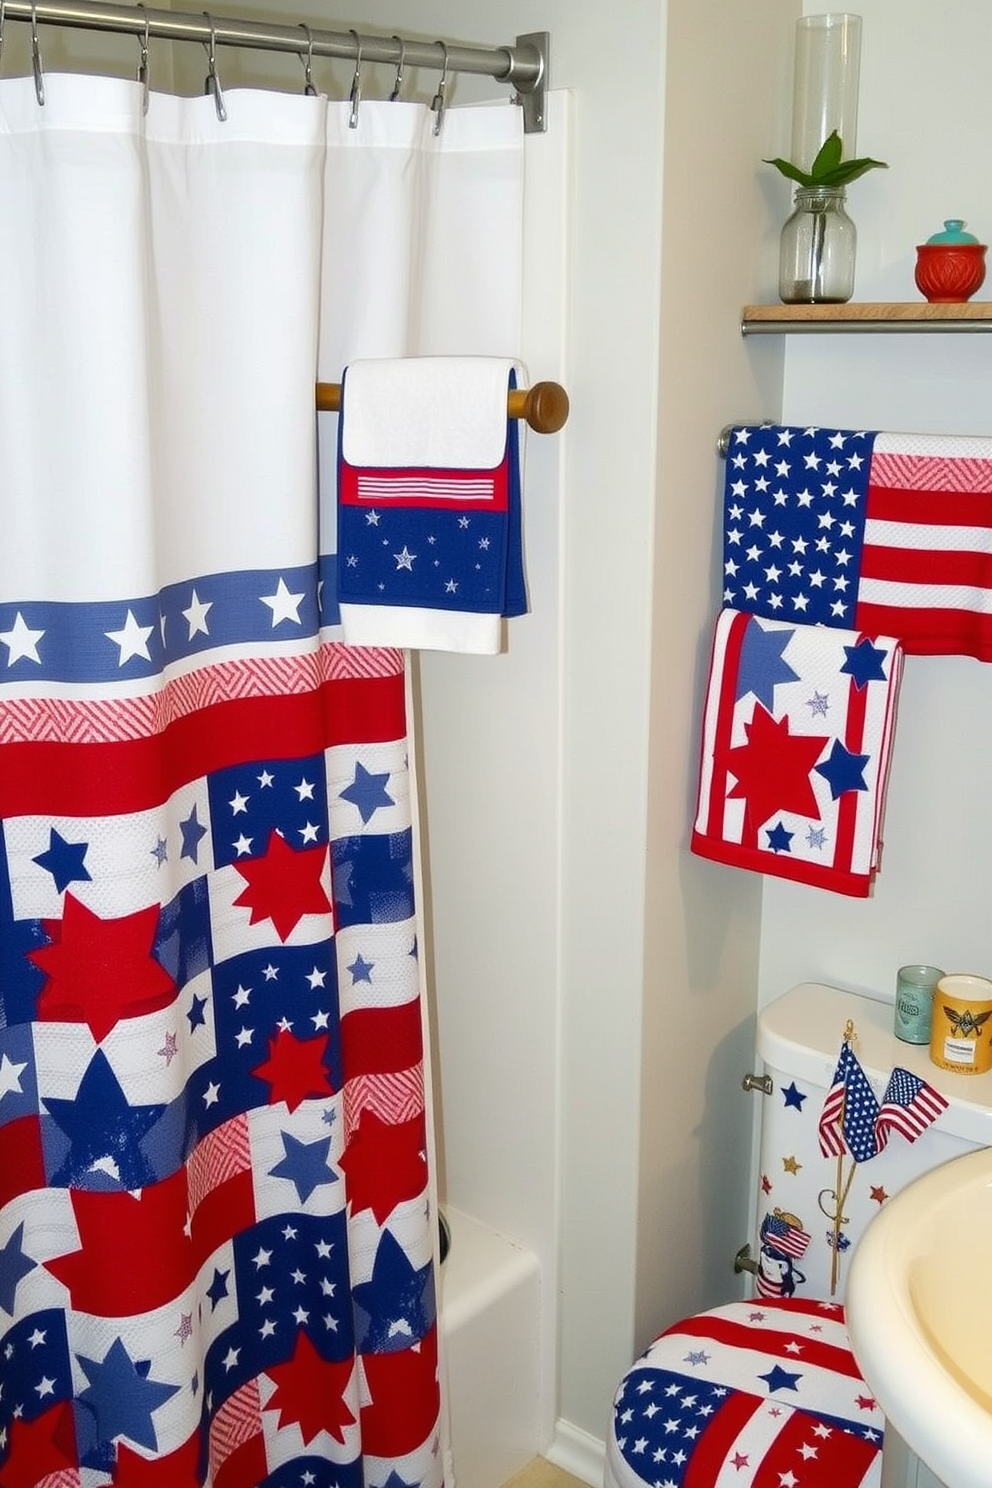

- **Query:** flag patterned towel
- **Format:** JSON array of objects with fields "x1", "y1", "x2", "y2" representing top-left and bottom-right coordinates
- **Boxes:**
[
  {"x1": 724, "y1": 423, "x2": 992, "y2": 660},
  {"x1": 336, "y1": 357, "x2": 527, "y2": 653},
  {"x1": 691, "y1": 609, "x2": 903, "y2": 897}
]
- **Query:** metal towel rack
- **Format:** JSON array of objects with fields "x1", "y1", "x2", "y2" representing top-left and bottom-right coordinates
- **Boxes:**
[
  {"x1": 0, "y1": 0, "x2": 550, "y2": 131},
  {"x1": 316, "y1": 378, "x2": 569, "y2": 435}
]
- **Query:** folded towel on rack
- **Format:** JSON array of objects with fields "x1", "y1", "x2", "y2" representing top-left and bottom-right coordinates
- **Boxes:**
[
  {"x1": 691, "y1": 608, "x2": 903, "y2": 897},
  {"x1": 723, "y1": 423, "x2": 992, "y2": 661},
  {"x1": 335, "y1": 357, "x2": 527, "y2": 653}
]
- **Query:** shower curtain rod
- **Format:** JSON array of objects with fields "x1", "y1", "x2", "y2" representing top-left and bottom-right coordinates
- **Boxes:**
[
  {"x1": 316, "y1": 378, "x2": 569, "y2": 434},
  {"x1": 1, "y1": 0, "x2": 549, "y2": 130}
]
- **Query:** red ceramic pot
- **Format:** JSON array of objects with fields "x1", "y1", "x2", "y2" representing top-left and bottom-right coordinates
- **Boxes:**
[{"x1": 914, "y1": 242, "x2": 987, "y2": 303}]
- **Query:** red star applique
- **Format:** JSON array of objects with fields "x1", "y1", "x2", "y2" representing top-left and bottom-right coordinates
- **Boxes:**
[
  {"x1": 29, "y1": 893, "x2": 176, "y2": 1042},
  {"x1": 761, "y1": 1174, "x2": 772, "y2": 1193},
  {"x1": 0, "y1": 1401, "x2": 76, "y2": 1488},
  {"x1": 264, "y1": 1330, "x2": 356, "y2": 1445},
  {"x1": 731, "y1": 1453, "x2": 749, "y2": 1470},
  {"x1": 718, "y1": 704, "x2": 828, "y2": 833},
  {"x1": 338, "y1": 1109, "x2": 427, "y2": 1223},
  {"x1": 870, "y1": 1185, "x2": 888, "y2": 1204},
  {"x1": 233, "y1": 830, "x2": 332, "y2": 942},
  {"x1": 251, "y1": 1028, "x2": 334, "y2": 1111}
]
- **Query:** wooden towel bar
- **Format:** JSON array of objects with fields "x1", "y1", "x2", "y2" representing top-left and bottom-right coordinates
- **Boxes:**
[{"x1": 315, "y1": 379, "x2": 569, "y2": 434}]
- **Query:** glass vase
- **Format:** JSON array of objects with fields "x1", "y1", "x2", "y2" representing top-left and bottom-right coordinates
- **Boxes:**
[{"x1": 779, "y1": 185, "x2": 856, "y2": 304}]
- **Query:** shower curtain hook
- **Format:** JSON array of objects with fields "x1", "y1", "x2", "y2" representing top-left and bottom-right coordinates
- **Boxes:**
[
  {"x1": 30, "y1": 0, "x2": 45, "y2": 106},
  {"x1": 202, "y1": 12, "x2": 227, "y2": 123},
  {"x1": 136, "y1": 3, "x2": 150, "y2": 115},
  {"x1": 347, "y1": 28, "x2": 362, "y2": 129},
  {"x1": 298, "y1": 22, "x2": 316, "y2": 96},
  {"x1": 430, "y1": 40, "x2": 449, "y2": 136},
  {"x1": 388, "y1": 35, "x2": 405, "y2": 102}
]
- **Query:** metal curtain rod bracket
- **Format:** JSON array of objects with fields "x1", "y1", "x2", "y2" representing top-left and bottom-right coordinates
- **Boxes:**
[
  {"x1": 316, "y1": 378, "x2": 569, "y2": 435},
  {"x1": 0, "y1": 1, "x2": 549, "y2": 130}
]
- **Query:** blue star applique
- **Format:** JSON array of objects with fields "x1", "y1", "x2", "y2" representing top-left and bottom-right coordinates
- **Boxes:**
[
  {"x1": 179, "y1": 804, "x2": 209, "y2": 865},
  {"x1": 339, "y1": 762, "x2": 394, "y2": 824},
  {"x1": 782, "y1": 1081, "x2": 807, "y2": 1110},
  {"x1": 32, "y1": 828, "x2": 92, "y2": 893},
  {"x1": 765, "y1": 820, "x2": 794, "y2": 853},
  {"x1": 0, "y1": 1221, "x2": 36, "y2": 1314},
  {"x1": 77, "y1": 1336, "x2": 180, "y2": 1454},
  {"x1": 841, "y1": 637, "x2": 889, "y2": 690},
  {"x1": 351, "y1": 1229, "x2": 435, "y2": 1353},
  {"x1": 268, "y1": 1130, "x2": 337, "y2": 1203},
  {"x1": 347, "y1": 953, "x2": 374, "y2": 984},
  {"x1": 187, "y1": 991, "x2": 209, "y2": 1032},
  {"x1": 815, "y1": 740, "x2": 870, "y2": 799},
  {"x1": 736, "y1": 620, "x2": 800, "y2": 709},
  {"x1": 43, "y1": 1050, "x2": 165, "y2": 1190},
  {"x1": 760, "y1": 1364, "x2": 802, "y2": 1393},
  {"x1": 206, "y1": 1267, "x2": 230, "y2": 1310}
]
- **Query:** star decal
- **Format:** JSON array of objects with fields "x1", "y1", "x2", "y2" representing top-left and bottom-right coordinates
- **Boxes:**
[
  {"x1": 0, "y1": 1222, "x2": 36, "y2": 1314},
  {"x1": 269, "y1": 1130, "x2": 338, "y2": 1202},
  {"x1": 105, "y1": 609, "x2": 154, "y2": 665},
  {"x1": 352, "y1": 1228, "x2": 434, "y2": 1352},
  {"x1": 765, "y1": 820, "x2": 793, "y2": 853},
  {"x1": 841, "y1": 637, "x2": 889, "y2": 689},
  {"x1": 0, "y1": 611, "x2": 44, "y2": 665},
  {"x1": 339, "y1": 761, "x2": 394, "y2": 824},
  {"x1": 32, "y1": 828, "x2": 92, "y2": 893},
  {"x1": 870, "y1": 1185, "x2": 888, "y2": 1204},
  {"x1": 759, "y1": 1364, "x2": 802, "y2": 1392},
  {"x1": 77, "y1": 1336, "x2": 180, "y2": 1454},
  {"x1": 260, "y1": 577, "x2": 305, "y2": 627},
  {"x1": 735, "y1": 619, "x2": 800, "y2": 709},
  {"x1": 29, "y1": 893, "x2": 175, "y2": 1042},
  {"x1": 263, "y1": 1330, "x2": 356, "y2": 1445},
  {"x1": 782, "y1": 1155, "x2": 801, "y2": 1174},
  {"x1": 232, "y1": 830, "x2": 332, "y2": 941},
  {"x1": 718, "y1": 705, "x2": 827, "y2": 832},
  {"x1": 338, "y1": 1110, "x2": 428, "y2": 1223},
  {"x1": 44, "y1": 1050, "x2": 166, "y2": 1189},
  {"x1": 251, "y1": 1028, "x2": 334, "y2": 1112},
  {"x1": 781, "y1": 1081, "x2": 806, "y2": 1110},
  {"x1": 815, "y1": 739, "x2": 869, "y2": 799},
  {"x1": 179, "y1": 805, "x2": 208, "y2": 864}
]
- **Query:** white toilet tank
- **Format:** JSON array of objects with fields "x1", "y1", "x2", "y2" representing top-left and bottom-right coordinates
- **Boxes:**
[{"x1": 750, "y1": 981, "x2": 992, "y2": 1302}]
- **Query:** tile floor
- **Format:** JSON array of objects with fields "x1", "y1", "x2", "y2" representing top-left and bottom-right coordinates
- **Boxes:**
[{"x1": 502, "y1": 1460, "x2": 588, "y2": 1488}]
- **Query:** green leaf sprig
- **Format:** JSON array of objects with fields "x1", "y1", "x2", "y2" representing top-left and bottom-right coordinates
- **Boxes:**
[{"x1": 764, "y1": 130, "x2": 887, "y2": 189}]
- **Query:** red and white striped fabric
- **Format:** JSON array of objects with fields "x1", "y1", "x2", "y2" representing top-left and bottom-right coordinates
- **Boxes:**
[
  {"x1": 691, "y1": 609, "x2": 903, "y2": 897},
  {"x1": 858, "y1": 432, "x2": 992, "y2": 659}
]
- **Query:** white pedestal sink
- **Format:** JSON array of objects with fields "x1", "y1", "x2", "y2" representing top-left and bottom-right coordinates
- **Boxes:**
[{"x1": 847, "y1": 1145, "x2": 992, "y2": 1488}]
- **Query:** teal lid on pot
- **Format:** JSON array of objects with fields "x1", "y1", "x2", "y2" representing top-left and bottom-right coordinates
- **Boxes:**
[{"x1": 926, "y1": 219, "x2": 980, "y2": 244}]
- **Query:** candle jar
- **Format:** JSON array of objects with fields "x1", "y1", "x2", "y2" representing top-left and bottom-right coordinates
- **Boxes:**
[{"x1": 779, "y1": 185, "x2": 856, "y2": 304}]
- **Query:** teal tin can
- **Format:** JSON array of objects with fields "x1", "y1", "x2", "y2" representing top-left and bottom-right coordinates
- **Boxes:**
[{"x1": 894, "y1": 964, "x2": 943, "y2": 1044}]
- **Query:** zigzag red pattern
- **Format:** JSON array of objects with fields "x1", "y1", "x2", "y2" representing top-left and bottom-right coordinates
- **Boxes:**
[
  {"x1": 209, "y1": 1378, "x2": 262, "y2": 1470},
  {"x1": 187, "y1": 1114, "x2": 253, "y2": 1212},
  {"x1": 871, "y1": 453, "x2": 992, "y2": 493},
  {"x1": 0, "y1": 644, "x2": 404, "y2": 746},
  {"x1": 343, "y1": 1068, "x2": 425, "y2": 1141}
]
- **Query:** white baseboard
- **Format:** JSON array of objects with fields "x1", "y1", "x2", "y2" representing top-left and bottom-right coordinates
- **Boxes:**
[{"x1": 544, "y1": 1418, "x2": 606, "y2": 1487}]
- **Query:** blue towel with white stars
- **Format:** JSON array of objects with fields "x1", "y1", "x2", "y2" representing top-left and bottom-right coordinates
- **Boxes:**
[{"x1": 336, "y1": 357, "x2": 527, "y2": 654}]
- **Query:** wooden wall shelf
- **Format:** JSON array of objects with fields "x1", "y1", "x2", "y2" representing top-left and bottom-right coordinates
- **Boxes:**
[{"x1": 741, "y1": 301, "x2": 992, "y2": 335}]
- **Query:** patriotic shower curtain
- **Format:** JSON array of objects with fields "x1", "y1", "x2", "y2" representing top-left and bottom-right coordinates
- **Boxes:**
[{"x1": 0, "y1": 70, "x2": 523, "y2": 1487}]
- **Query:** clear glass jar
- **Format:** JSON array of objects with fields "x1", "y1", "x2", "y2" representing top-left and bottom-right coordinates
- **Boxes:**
[{"x1": 778, "y1": 185, "x2": 856, "y2": 304}]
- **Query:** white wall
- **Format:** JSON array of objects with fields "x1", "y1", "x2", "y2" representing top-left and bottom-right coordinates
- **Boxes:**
[{"x1": 760, "y1": 0, "x2": 992, "y2": 1009}]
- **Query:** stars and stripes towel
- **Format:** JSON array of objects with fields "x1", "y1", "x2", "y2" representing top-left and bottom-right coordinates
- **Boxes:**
[
  {"x1": 691, "y1": 609, "x2": 903, "y2": 897},
  {"x1": 723, "y1": 423, "x2": 992, "y2": 660},
  {"x1": 336, "y1": 357, "x2": 527, "y2": 653}
]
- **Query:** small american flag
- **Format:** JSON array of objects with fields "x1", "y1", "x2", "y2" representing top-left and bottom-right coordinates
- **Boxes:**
[
  {"x1": 818, "y1": 1040, "x2": 880, "y2": 1163},
  {"x1": 760, "y1": 1210, "x2": 811, "y2": 1259},
  {"x1": 723, "y1": 424, "x2": 992, "y2": 660},
  {"x1": 874, "y1": 1066, "x2": 949, "y2": 1150}
]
